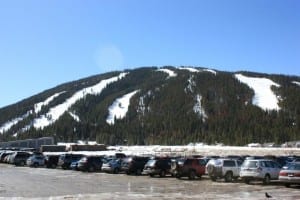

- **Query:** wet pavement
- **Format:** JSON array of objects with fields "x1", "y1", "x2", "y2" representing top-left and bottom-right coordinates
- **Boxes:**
[{"x1": 0, "y1": 164, "x2": 299, "y2": 199}]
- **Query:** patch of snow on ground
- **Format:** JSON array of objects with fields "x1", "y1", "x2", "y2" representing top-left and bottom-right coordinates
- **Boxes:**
[
  {"x1": 235, "y1": 74, "x2": 280, "y2": 110},
  {"x1": 106, "y1": 90, "x2": 139, "y2": 125},
  {"x1": 156, "y1": 68, "x2": 177, "y2": 78},
  {"x1": 34, "y1": 91, "x2": 66, "y2": 113},
  {"x1": 33, "y1": 73, "x2": 128, "y2": 129},
  {"x1": 178, "y1": 67, "x2": 200, "y2": 73},
  {"x1": 0, "y1": 111, "x2": 32, "y2": 134},
  {"x1": 193, "y1": 94, "x2": 207, "y2": 121},
  {"x1": 292, "y1": 81, "x2": 300, "y2": 86}
]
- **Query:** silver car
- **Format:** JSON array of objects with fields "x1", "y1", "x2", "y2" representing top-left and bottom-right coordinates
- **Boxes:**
[
  {"x1": 240, "y1": 159, "x2": 281, "y2": 184},
  {"x1": 279, "y1": 162, "x2": 300, "y2": 187}
]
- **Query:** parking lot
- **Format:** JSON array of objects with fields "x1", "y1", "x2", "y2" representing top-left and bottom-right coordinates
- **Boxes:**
[{"x1": 0, "y1": 164, "x2": 299, "y2": 200}]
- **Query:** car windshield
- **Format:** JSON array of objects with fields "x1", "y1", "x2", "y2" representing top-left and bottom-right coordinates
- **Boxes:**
[
  {"x1": 242, "y1": 160, "x2": 258, "y2": 168},
  {"x1": 146, "y1": 160, "x2": 156, "y2": 166}
]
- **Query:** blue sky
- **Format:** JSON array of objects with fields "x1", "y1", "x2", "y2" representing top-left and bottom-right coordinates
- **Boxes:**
[{"x1": 0, "y1": 0, "x2": 299, "y2": 108}]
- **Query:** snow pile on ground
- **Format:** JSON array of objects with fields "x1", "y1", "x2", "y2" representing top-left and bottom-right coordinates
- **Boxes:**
[
  {"x1": 156, "y1": 68, "x2": 177, "y2": 78},
  {"x1": 33, "y1": 73, "x2": 128, "y2": 129},
  {"x1": 106, "y1": 90, "x2": 139, "y2": 125},
  {"x1": 34, "y1": 91, "x2": 65, "y2": 113},
  {"x1": 235, "y1": 74, "x2": 280, "y2": 110}
]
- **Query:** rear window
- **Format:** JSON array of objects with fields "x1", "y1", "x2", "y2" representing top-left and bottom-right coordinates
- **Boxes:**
[
  {"x1": 223, "y1": 160, "x2": 235, "y2": 167},
  {"x1": 287, "y1": 163, "x2": 300, "y2": 170},
  {"x1": 242, "y1": 160, "x2": 258, "y2": 168}
]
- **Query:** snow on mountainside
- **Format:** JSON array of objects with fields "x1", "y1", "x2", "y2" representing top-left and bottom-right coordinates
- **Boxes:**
[
  {"x1": 34, "y1": 91, "x2": 65, "y2": 113},
  {"x1": 234, "y1": 74, "x2": 280, "y2": 110},
  {"x1": 293, "y1": 81, "x2": 300, "y2": 87},
  {"x1": 157, "y1": 68, "x2": 177, "y2": 78},
  {"x1": 0, "y1": 111, "x2": 32, "y2": 134},
  {"x1": 193, "y1": 94, "x2": 207, "y2": 121},
  {"x1": 32, "y1": 73, "x2": 128, "y2": 129},
  {"x1": 106, "y1": 90, "x2": 140, "y2": 125},
  {"x1": 178, "y1": 67, "x2": 217, "y2": 75}
]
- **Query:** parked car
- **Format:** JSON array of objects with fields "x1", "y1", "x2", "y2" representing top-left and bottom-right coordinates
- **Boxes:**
[
  {"x1": 9, "y1": 151, "x2": 31, "y2": 166},
  {"x1": 0, "y1": 151, "x2": 14, "y2": 163},
  {"x1": 240, "y1": 159, "x2": 281, "y2": 184},
  {"x1": 77, "y1": 155, "x2": 103, "y2": 172},
  {"x1": 170, "y1": 157, "x2": 207, "y2": 180},
  {"x1": 70, "y1": 159, "x2": 81, "y2": 170},
  {"x1": 143, "y1": 157, "x2": 172, "y2": 177},
  {"x1": 279, "y1": 162, "x2": 300, "y2": 187},
  {"x1": 121, "y1": 156, "x2": 149, "y2": 175},
  {"x1": 102, "y1": 158, "x2": 123, "y2": 174},
  {"x1": 206, "y1": 158, "x2": 242, "y2": 182},
  {"x1": 45, "y1": 155, "x2": 60, "y2": 168},
  {"x1": 26, "y1": 154, "x2": 45, "y2": 167},
  {"x1": 58, "y1": 153, "x2": 83, "y2": 169}
]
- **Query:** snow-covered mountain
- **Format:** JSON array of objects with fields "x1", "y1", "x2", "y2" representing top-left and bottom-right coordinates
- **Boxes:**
[{"x1": 0, "y1": 67, "x2": 299, "y2": 145}]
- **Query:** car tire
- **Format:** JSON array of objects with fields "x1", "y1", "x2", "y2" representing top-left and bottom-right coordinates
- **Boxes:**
[
  {"x1": 113, "y1": 168, "x2": 119, "y2": 174},
  {"x1": 189, "y1": 170, "x2": 196, "y2": 180},
  {"x1": 210, "y1": 176, "x2": 217, "y2": 181},
  {"x1": 33, "y1": 163, "x2": 38, "y2": 168},
  {"x1": 135, "y1": 169, "x2": 142, "y2": 175},
  {"x1": 225, "y1": 171, "x2": 233, "y2": 182},
  {"x1": 20, "y1": 161, "x2": 25, "y2": 166},
  {"x1": 160, "y1": 170, "x2": 166, "y2": 178},
  {"x1": 285, "y1": 183, "x2": 290, "y2": 188},
  {"x1": 244, "y1": 178, "x2": 250, "y2": 184},
  {"x1": 263, "y1": 174, "x2": 271, "y2": 185},
  {"x1": 150, "y1": 174, "x2": 155, "y2": 177},
  {"x1": 88, "y1": 165, "x2": 95, "y2": 172}
]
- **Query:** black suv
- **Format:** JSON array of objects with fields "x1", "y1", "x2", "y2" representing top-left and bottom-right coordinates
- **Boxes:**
[
  {"x1": 77, "y1": 156, "x2": 103, "y2": 172},
  {"x1": 58, "y1": 153, "x2": 83, "y2": 169},
  {"x1": 121, "y1": 156, "x2": 149, "y2": 175},
  {"x1": 143, "y1": 157, "x2": 172, "y2": 177},
  {"x1": 45, "y1": 155, "x2": 60, "y2": 168}
]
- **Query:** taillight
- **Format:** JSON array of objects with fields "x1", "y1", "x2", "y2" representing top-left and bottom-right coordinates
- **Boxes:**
[
  {"x1": 279, "y1": 172, "x2": 287, "y2": 176},
  {"x1": 294, "y1": 173, "x2": 300, "y2": 177}
]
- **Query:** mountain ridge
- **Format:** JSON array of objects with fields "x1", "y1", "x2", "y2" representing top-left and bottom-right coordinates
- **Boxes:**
[{"x1": 0, "y1": 66, "x2": 299, "y2": 146}]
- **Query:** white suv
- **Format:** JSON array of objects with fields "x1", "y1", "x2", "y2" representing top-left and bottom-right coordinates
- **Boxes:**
[
  {"x1": 240, "y1": 159, "x2": 281, "y2": 184},
  {"x1": 206, "y1": 158, "x2": 242, "y2": 182}
]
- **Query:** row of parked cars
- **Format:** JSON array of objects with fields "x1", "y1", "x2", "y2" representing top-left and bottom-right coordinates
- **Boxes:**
[{"x1": 1, "y1": 149, "x2": 300, "y2": 188}]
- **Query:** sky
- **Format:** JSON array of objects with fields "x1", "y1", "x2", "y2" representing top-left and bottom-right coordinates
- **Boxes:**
[{"x1": 0, "y1": 0, "x2": 299, "y2": 108}]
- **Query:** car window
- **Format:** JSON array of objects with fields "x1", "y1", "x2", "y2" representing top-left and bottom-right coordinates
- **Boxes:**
[
  {"x1": 185, "y1": 159, "x2": 193, "y2": 165},
  {"x1": 242, "y1": 160, "x2": 258, "y2": 168},
  {"x1": 199, "y1": 159, "x2": 206, "y2": 166},
  {"x1": 223, "y1": 160, "x2": 235, "y2": 167},
  {"x1": 264, "y1": 161, "x2": 272, "y2": 168},
  {"x1": 237, "y1": 160, "x2": 243, "y2": 166}
]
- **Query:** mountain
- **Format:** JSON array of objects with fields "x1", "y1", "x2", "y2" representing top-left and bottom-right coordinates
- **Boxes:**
[{"x1": 1, "y1": 66, "x2": 300, "y2": 146}]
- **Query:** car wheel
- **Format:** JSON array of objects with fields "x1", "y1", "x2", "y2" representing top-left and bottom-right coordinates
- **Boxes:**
[
  {"x1": 225, "y1": 171, "x2": 233, "y2": 182},
  {"x1": 20, "y1": 161, "x2": 25, "y2": 166},
  {"x1": 150, "y1": 174, "x2": 154, "y2": 177},
  {"x1": 285, "y1": 183, "x2": 290, "y2": 188},
  {"x1": 210, "y1": 176, "x2": 217, "y2": 181},
  {"x1": 33, "y1": 163, "x2": 38, "y2": 168},
  {"x1": 176, "y1": 174, "x2": 181, "y2": 179},
  {"x1": 135, "y1": 169, "x2": 142, "y2": 175},
  {"x1": 51, "y1": 164, "x2": 57, "y2": 169},
  {"x1": 244, "y1": 178, "x2": 250, "y2": 184},
  {"x1": 113, "y1": 168, "x2": 119, "y2": 174},
  {"x1": 263, "y1": 174, "x2": 271, "y2": 185},
  {"x1": 88, "y1": 166, "x2": 95, "y2": 172},
  {"x1": 189, "y1": 170, "x2": 196, "y2": 180},
  {"x1": 160, "y1": 170, "x2": 166, "y2": 178}
]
